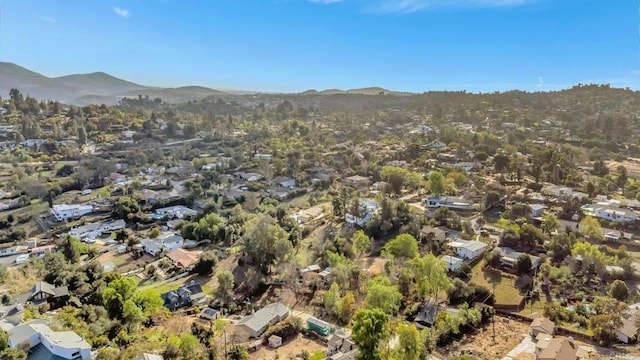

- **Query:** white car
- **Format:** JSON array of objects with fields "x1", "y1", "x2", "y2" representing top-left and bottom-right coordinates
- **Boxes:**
[
  {"x1": 15, "y1": 254, "x2": 29, "y2": 264},
  {"x1": 85, "y1": 238, "x2": 96, "y2": 244}
]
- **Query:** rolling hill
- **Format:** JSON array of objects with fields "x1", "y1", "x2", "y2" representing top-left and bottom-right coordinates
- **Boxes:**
[{"x1": 0, "y1": 62, "x2": 227, "y2": 105}]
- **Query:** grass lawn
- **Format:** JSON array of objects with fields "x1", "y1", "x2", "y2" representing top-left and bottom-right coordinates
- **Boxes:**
[{"x1": 470, "y1": 263, "x2": 523, "y2": 305}]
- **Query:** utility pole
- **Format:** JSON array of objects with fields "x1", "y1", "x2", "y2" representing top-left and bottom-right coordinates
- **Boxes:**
[
  {"x1": 224, "y1": 329, "x2": 228, "y2": 360},
  {"x1": 492, "y1": 283, "x2": 496, "y2": 344}
]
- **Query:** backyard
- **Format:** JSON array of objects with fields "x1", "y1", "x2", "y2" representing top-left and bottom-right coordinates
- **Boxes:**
[{"x1": 470, "y1": 263, "x2": 523, "y2": 305}]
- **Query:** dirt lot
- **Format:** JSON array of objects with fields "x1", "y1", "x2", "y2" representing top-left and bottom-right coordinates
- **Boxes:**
[
  {"x1": 434, "y1": 316, "x2": 529, "y2": 360},
  {"x1": 250, "y1": 334, "x2": 325, "y2": 360},
  {"x1": 607, "y1": 158, "x2": 640, "y2": 178}
]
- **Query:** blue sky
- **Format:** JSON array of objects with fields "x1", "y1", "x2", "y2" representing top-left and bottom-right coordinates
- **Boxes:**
[{"x1": 2, "y1": 0, "x2": 638, "y2": 92}]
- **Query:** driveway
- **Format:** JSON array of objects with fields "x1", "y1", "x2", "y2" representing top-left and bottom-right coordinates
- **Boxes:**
[{"x1": 501, "y1": 334, "x2": 536, "y2": 360}]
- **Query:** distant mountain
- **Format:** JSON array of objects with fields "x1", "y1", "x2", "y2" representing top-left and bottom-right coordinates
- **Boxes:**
[
  {"x1": 312, "y1": 87, "x2": 414, "y2": 96},
  {"x1": 54, "y1": 72, "x2": 148, "y2": 95},
  {"x1": 0, "y1": 62, "x2": 227, "y2": 105}
]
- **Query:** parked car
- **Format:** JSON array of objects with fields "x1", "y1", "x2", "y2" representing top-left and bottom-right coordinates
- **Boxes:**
[{"x1": 15, "y1": 254, "x2": 29, "y2": 264}]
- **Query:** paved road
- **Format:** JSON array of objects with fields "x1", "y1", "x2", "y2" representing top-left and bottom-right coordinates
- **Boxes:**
[{"x1": 0, "y1": 254, "x2": 20, "y2": 266}]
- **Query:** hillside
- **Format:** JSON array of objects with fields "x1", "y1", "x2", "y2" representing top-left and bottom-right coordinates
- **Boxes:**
[{"x1": 0, "y1": 62, "x2": 227, "y2": 105}]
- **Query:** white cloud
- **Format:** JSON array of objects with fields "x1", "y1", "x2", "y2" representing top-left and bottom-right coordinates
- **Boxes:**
[
  {"x1": 113, "y1": 6, "x2": 131, "y2": 19},
  {"x1": 372, "y1": 0, "x2": 538, "y2": 14},
  {"x1": 309, "y1": 0, "x2": 343, "y2": 4},
  {"x1": 537, "y1": 76, "x2": 544, "y2": 88},
  {"x1": 38, "y1": 16, "x2": 56, "y2": 24}
]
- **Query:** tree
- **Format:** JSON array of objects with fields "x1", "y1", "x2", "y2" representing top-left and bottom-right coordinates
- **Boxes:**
[
  {"x1": 408, "y1": 253, "x2": 451, "y2": 304},
  {"x1": 365, "y1": 276, "x2": 402, "y2": 314},
  {"x1": 352, "y1": 230, "x2": 371, "y2": 257},
  {"x1": 192, "y1": 250, "x2": 218, "y2": 275},
  {"x1": 428, "y1": 171, "x2": 445, "y2": 196},
  {"x1": 516, "y1": 253, "x2": 532, "y2": 275},
  {"x1": 114, "y1": 197, "x2": 140, "y2": 220},
  {"x1": 242, "y1": 214, "x2": 293, "y2": 273},
  {"x1": 214, "y1": 271, "x2": 235, "y2": 307},
  {"x1": 541, "y1": 213, "x2": 560, "y2": 235},
  {"x1": 102, "y1": 275, "x2": 163, "y2": 326},
  {"x1": 548, "y1": 232, "x2": 574, "y2": 263},
  {"x1": 324, "y1": 282, "x2": 340, "y2": 315},
  {"x1": 579, "y1": 216, "x2": 604, "y2": 242},
  {"x1": 485, "y1": 248, "x2": 502, "y2": 269},
  {"x1": 493, "y1": 154, "x2": 510, "y2": 172},
  {"x1": 60, "y1": 236, "x2": 82, "y2": 263},
  {"x1": 337, "y1": 291, "x2": 356, "y2": 324},
  {"x1": 395, "y1": 323, "x2": 424, "y2": 360},
  {"x1": 352, "y1": 308, "x2": 389, "y2": 360},
  {"x1": 228, "y1": 345, "x2": 250, "y2": 360},
  {"x1": 608, "y1": 279, "x2": 629, "y2": 302},
  {"x1": 383, "y1": 233, "x2": 418, "y2": 259},
  {"x1": 483, "y1": 190, "x2": 501, "y2": 210},
  {"x1": 590, "y1": 296, "x2": 625, "y2": 346}
]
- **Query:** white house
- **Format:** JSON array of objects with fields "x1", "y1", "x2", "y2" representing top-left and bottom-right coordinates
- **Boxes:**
[
  {"x1": 593, "y1": 205, "x2": 638, "y2": 223},
  {"x1": 142, "y1": 233, "x2": 184, "y2": 257},
  {"x1": 498, "y1": 247, "x2": 541, "y2": 270},
  {"x1": 50, "y1": 204, "x2": 93, "y2": 222},
  {"x1": 155, "y1": 206, "x2": 198, "y2": 219},
  {"x1": 345, "y1": 200, "x2": 379, "y2": 227},
  {"x1": 423, "y1": 196, "x2": 474, "y2": 211},
  {"x1": 68, "y1": 223, "x2": 102, "y2": 241},
  {"x1": 69, "y1": 219, "x2": 125, "y2": 241},
  {"x1": 8, "y1": 320, "x2": 91, "y2": 360},
  {"x1": 446, "y1": 240, "x2": 488, "y2": 260},
  {"x1": 440, "y1": 255, "x2": 463, "y2": 272},
  {"x1": 422, "y1": 140, "x2": 448, "y2": 150}
]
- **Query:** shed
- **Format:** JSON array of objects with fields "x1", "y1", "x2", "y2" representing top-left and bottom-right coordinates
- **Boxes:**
[
  {"x1": 268, "y1": 335, "x2": 282, "y2": 348},
  {"x1": 307, "y1": 317, "x2": 331, "y2": 336}
]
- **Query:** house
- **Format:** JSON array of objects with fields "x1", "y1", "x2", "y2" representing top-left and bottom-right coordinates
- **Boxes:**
[
  {"x1": 327, "y1": 331, "x2": 358, "y2": 360},
  {"x1": 69, "y1": 223, "x2": 102, "y2": 241},
  {"x1": 344, "y1": 175, "x2": 371, "y2": 189},
  {"x1": 165, "y1": 248, "x2": 200, "y2": 270},
  {"x1": 422, "y1": 140, "x2": 448, "y2": 150},
  {"x1": 142, "y1": 233, "x2": 185, "y2": 257},
  {"x1": 446, "y1": 240, "x2": 488, "y2": 260},
  {"x1": 299, "y1": 264, "x2": 322, "y2": 276},
  {"x1": 423, "y1": 196, "x2": 474, "y2": 211},
  {"x1": 102, "y1": 219, "x2": 126, "y2": 232},
  {"x1": 530, "y1": 317, "x2": 555, "y2": 337},
  {"x1": 440, "y1": 255, "x2": 463, "y2": 272},
  {"x1": 155, "y1": 205, "x2": 198, "y2": 219},
  {"x1": 530, "y1": 204, "x2": 546, "y2": 218},
  {"x1": 268, "y1": 335, "x2": 282, "y2": 348},
  {"x1": 237, "y1": 302, "x2": 290, "y2": 338},
  {"x1": 499, "y1": 247, "x2": 541, "y2": 270},
  {"x1": 161, "y1": 281, "x2": 207, "y2": 311},
  {"x1": 307, "y1": 317, "x2": 331, "y2": 336},
  {"x1": 292, "y1": 206, "x2": 324, "y2": 224},
  {"x1": 50, "y1": 204, "x2": 93, "y2": 222},
  {"x1": 199, "y1": 308, "x2": 220, "y2": 321},
  {"x1": 414, "y1": 305, "x2": 459, "y2": 329},
  {"x1": 0, "y1": 304, "x2": 24, "y2": 326},
  {"x1": 615, "y1": 306, "x2": 640, "y2": 344},
  {"x1": 17, "y1": 281, "x2": 69, "y2": 310},
  {"x1": 30, "y1": 244, "x2": 56, "y2": 258},
  {"x1": 420, "y1": 226, "x2": 449, "y2": 244},
  {"x1": 535, "y1": 336, "x2": 578, "y2": 360},
  {"x1": 8, "y1": 320, "x2": 91, "y2": 360},
  {"x1": 274, "y1": 176, "x2": 296, "y2": 189},
  {"x1": 593, "y1": 205, "x2": 638, "y2": 223},
  {"x1": 345, "y1": 200, "x2": 379, "y2": 227}
]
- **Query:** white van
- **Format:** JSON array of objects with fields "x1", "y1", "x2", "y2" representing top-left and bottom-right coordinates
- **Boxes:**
[{"x1": 81, "y1": 189, "x2": 93, "y2": 196}]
